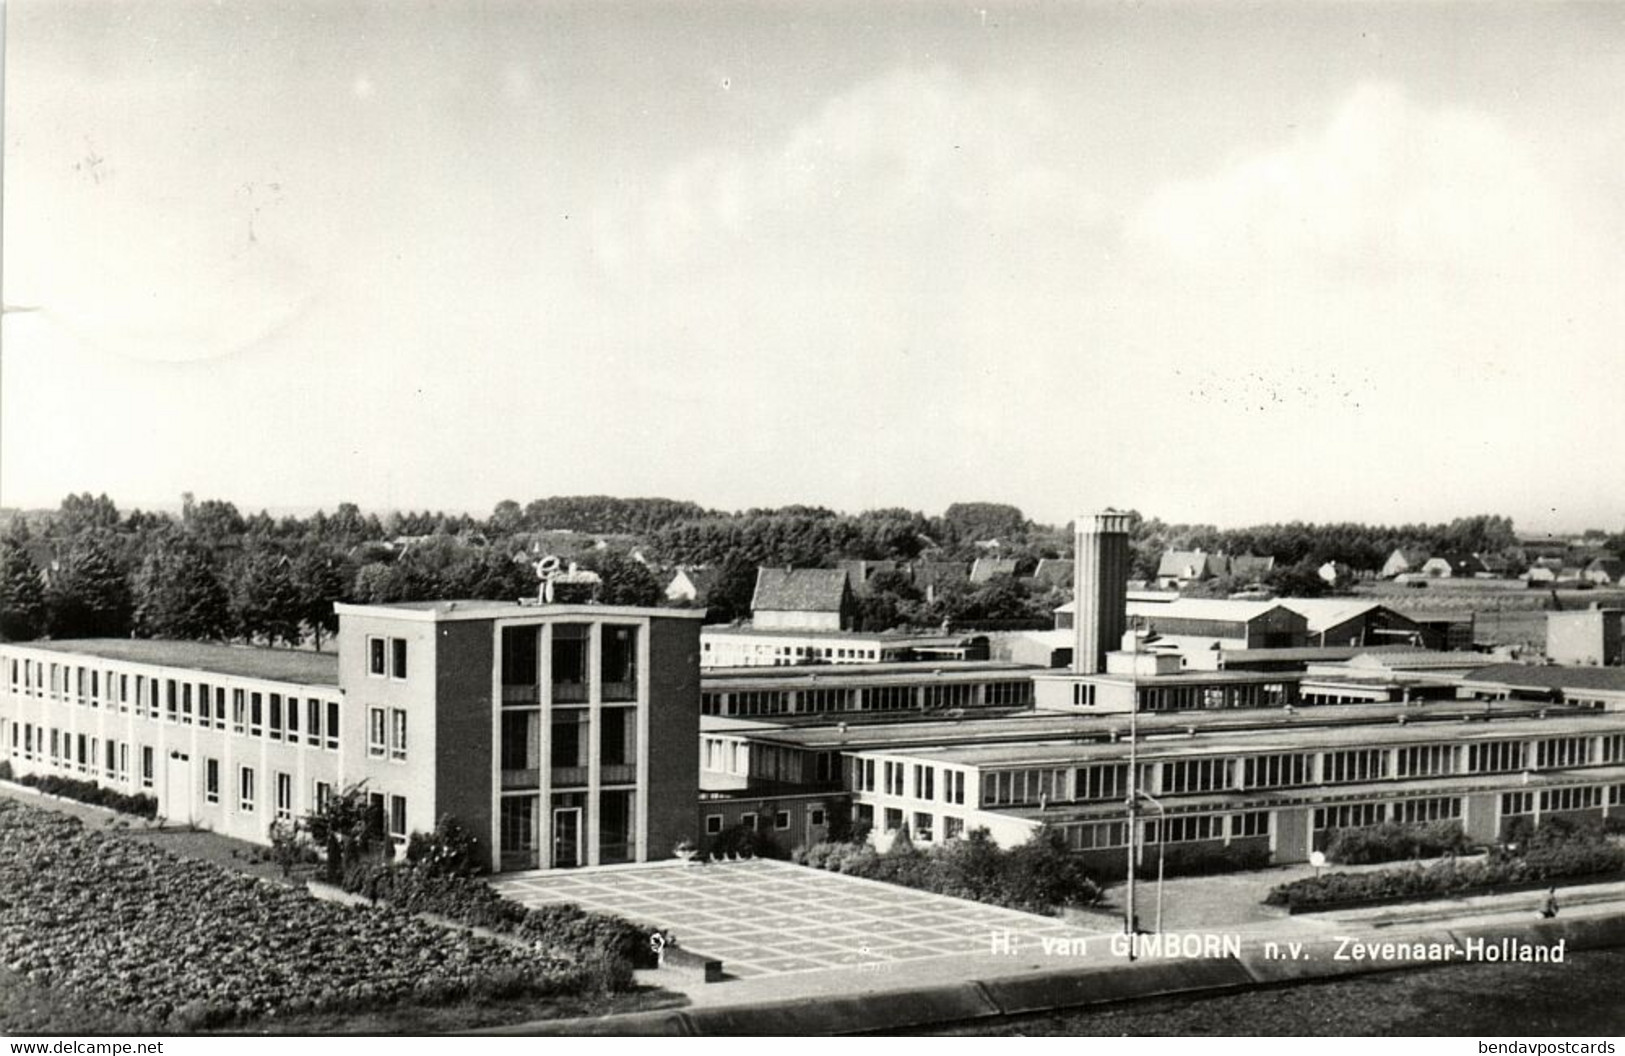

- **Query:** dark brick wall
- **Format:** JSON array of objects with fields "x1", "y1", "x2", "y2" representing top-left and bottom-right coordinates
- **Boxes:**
[
  {"x1": 646, "y1": 616, "x2": 701, "y2": 860},
  {"x1": 435, "y1": 620, "x2": 496, "y2": 869}
]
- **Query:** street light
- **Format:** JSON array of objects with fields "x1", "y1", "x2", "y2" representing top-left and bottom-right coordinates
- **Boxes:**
[{"x1": 1136, "y1": 788, "x2": 1168, "y2": 935}]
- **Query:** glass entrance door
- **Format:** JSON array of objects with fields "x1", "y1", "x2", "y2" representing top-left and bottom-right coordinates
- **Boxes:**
[
  {"x1": 552, "y1": 806, "x2": 582, "y2": 868},
  {"x1": 499, "y1": 796, "x2": 539, "y2": 871}
]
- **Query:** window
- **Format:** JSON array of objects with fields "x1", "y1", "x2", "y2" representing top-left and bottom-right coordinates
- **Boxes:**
[
  {"x1": 249, "y1": 693, "x2": 263, "y2": 738},
  {"x1": 810, "y1": 808, "x2": 827, "y2": 827},
  {"x1": 1502, "y1": 791, "x2": 1534, "y2": 816},
  {"x1": 205, "y1": 759, "x2": 219, "y2": 803},
  {"x1": 1241, "y1": 753, "x2": 1312, "y2": 790},
  {"x1": 275, "y1": 772, "x2": 293, "y2": 821},
  {"x1": 1540, "y1": 786, "x2": 1602, "y2": 813},
  {"x1": 166, "y1": 680, "x2": 178, "y2": 722},
  {"x1": 705, "y1": 814, "x2": 723, "y2": 835},
  {"x1": 389, "y1": 708, "x2": 407, "y2": 761},
  {"x1": 232, "y1": 689, "x2": 246, "y2": 734},
  {"x1": 269, "y1": 694, "x2": 283, "y2": 741},
  {"x1": 740, "y1": 812, "x2": 758, "y2": 831},
  {"x1": 601, "y1": 626, "x2": 638, "y2": 701},
  {"x1": 1396, "y1": 744, "x2": 1456, "y2": 778},
  {"x1": 118, "y1": 743, "x2": 128, "y2": 782},
  {"x1": 326, "y1": 701, "x2": 341, "y2": 751},
  {"x1": 214, "y1": 686, "x2": 227, "y2": 729},
  {"x1": 306, "y1": 699, "x2": 322, "y2": 746},
  {"x1": 774, "y1": 811, "x2": 790, "y2": 830},
  {"x1": 1535, "y1": 737, "x2": 1591, "y2": 769},
  {"x1": 391, "y1": 638, "x2": 408, "y2": 680},
  {"x1": 314, "y1": 781, "x2": 334, "y2": 814},
  {"x1": 1161, "y1": 758, "x2": 1233, "y2": 794},
  {"x1": 369, "y1": 708, "x2": 387, "y2": 758},
  {"x1": 1321, "y1": 749, "x2": 1388, "y2": 784},
  {"x1": 286, "y1": 694, "x2": 299, "y2": 739},
  {"x1": 368, "y1": 637, "x2": 386, "y2": 676},
  {"x1": 141, "y1": 746, "x2": 154, "y2": 789},
  {"x1": 1393, "y1": 797, "x2": 1462, "y2": 824},
  {"x1": 239, "y1": 767, "x2": 256, "y2": 812},
  {"x1": 1078, "y1": 763, "x2": 1129, "y2": 802},
  {"x1": 1231, "y1": 811, "x2": 1271, "y2": 838},
  {"x1": 944, "y1": 816, "x2": 965, "y2": 840},
  {"x1": 883, "y1": 807, "x2": 903, "y2": 832}
]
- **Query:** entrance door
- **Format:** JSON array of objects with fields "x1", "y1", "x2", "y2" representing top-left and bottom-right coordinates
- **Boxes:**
[
  {"x1": 164, "y1": 751, "x2": 193, "y2": 825},
  {"x1": 552, "y1": 807, "x2": 582, "y2": 868}
]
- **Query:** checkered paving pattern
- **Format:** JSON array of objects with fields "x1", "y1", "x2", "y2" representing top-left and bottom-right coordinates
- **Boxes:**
[{"x1": 495, "y1": 858, "x2": 1096, "y2": 979}]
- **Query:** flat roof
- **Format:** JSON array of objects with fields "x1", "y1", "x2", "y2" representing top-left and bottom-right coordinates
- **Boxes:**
[
  {"x1": 10, "y1": 639, "x2": 340, "y2": 687},
  {"x1": 1035, "y1": 669, "x2": 1306, "y2": 686},
  {"x1": 995, "y1": 764, "x2": 1625, "y2": 821},
  {"x1": 333, "y1": 600, "x2": 706, "y2": 622},
  {"x1": 701, "y1": 626, "x2": 982, "y2": 642},
  {"x1": 1464, "y1": 663, "x2": 1625, "y2": 695},
  {"x1": 724, "y1": 699, "x2": 1574, "y2": 752},
  {"x1": 701, "y1": 660, "x2": 1039, "y2": 686},
  {"x1": 884, "y1": 709, "x2": 1625, "y2": 768}
]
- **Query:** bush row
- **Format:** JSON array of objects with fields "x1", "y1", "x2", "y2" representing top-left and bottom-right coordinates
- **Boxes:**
[
  {"x1": 1082, "y1": 840, "x2": 1272, "y2": 883},
  {"x1": 0, "y1": 799, "x2": 601, "y2": 1031},
  {"x1": 340, "y1": 862, "x2": 656, "y2": 983},
  {"x1": 1267, "y1": 818, "x2": 1625, "y2": 911},
  {"x1": 795, "y1": 826, "x2": 1100, "y2": 915},
  {"x1": 1325, "y1": 821, "x2": 1476, "y2": 865},
  {"x1": 3, "y1": 770, "x2": 158, "y2": 819}
]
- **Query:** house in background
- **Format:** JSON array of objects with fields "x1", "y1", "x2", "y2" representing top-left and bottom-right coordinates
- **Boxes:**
[
  {"x1": 664, "y1": 567, "x2": 721, "y2": 605},
  {"x1": 1155, "y1": 549, "x2": 1231, "y2": 589},
  {"x1": 1380, "y1": 548, "x2": 1430, "y2": 579},
  {"x1": 970, "y1": 557, "x2": 1020, "y2": 584},
  {"x1": 750, "y1": 568, "x2": 854, "y2": 631},
  {"x1": 1584, "y1": 558, "x2": 1624, "y2": 586},
  {"x1": 1030, "y1": 559, "x2": 1074, "y2": 591},
  {"x1": 912, "y1": 561, "x2": 969, "y2": 603},
  {"x1": 835, "y1": 560, "x2": 902, "y2": 594},
  {"x1": 1230, "y1": 552, "x2": 1276, "y2": 581},
  {"x1": 1420, "y1": 553, "x2": 1489, "y2": 579}
]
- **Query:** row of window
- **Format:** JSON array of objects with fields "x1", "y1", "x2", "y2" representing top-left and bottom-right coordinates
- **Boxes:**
[
  {"x1": 366, "y1": 637, "x2": 409, "y2": 680},
  {"x1": 1057, "y1": 811, "x2": 1272, "y2": 852},
  {"x1": 6, "y1": 659, "x2": 341, "y2": 752},
  {"x1": 698, "y1": 680, "x2": 1031, "y2": 717},
  {"x1": 10, "y1": 723, "x2": 144, "y2": 785},
  {"x1": 850, "y1": 758, "x2": 969, "y2": 805},
  {"x1": 703, "y1": 804, "x2": 829, "y2": 835}
]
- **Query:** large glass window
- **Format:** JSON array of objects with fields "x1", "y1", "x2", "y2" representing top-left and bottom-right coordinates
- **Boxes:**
[
  {"x1": 551, "y1": 625, "x2": 590, "y2": 702},
  {"x1": 601, "y1": 707, "x2": 637, "y2": 783},
  {"x1": 551, "y1": 710, "x2": 589, "y2": 785},
  {"x1": 601, "y1": 626, "x2": 638, "y2": 701},
  {"x1": 501, "y1": 711, "x2": 541, "y2": 787},
  {"x1": 599, "y1": 789, "x2": 634, "y2": 865}
]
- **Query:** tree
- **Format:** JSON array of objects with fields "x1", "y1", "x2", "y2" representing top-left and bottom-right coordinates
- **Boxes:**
[
  {"x1": 305, "y1": 781, "x2": 386, "y2": 884},
  {"x1": 0, "y1": 522, "x2": 47, "y2": 641},
  {"x1": 704, "y1": 553, "x2": 760, "y2": 624},
  {"x1": 54, "y1": 492, "x2": 120, "y2": 536},
  {"x1": 232, "y1": 544, "x2": 305, "y2": 646},
  {"x1": 941, "y1": 502, "x2": 1027, "y2": 544},
  {"x1": 293, "y1": 548, "x2": 350, "y2": 650},
  {"x1": 46, "y1": 534, "x2": 133, "y2": 638},
  {"x1": 488, "y1": 499, "x2": 524, "y2": 537},
  {"x1": 133, "y1": 537, "x2": 232, "y2": 640},
  {"x1": 579, "y1": 549, "x2": 663, "y2": 607}
]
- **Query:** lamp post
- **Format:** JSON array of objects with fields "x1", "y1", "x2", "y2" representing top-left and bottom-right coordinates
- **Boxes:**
[{"x1": 1136, "y1": 789, "x2": 1168, "y2": 934}]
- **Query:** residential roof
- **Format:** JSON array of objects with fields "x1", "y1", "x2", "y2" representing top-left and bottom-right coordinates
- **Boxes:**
[
  {"x1": 670, "y1": 567, "x2": 721, "y2": 596},
  {"x1": 969, "y1": 558, "x2": 1020, "y2": 583},
  {"x1": 1157, "y1": 550, "x2": 1229, "y2": 580},
  {"x1": 1030, "y1": 559, "x2": 1074, "y2": 587},
  {"x1": 1585, "y1": 558, "x2": 1625, "y2": 580},
  {"x1": 751, "y1": 568, "x2": 850, "y2": 613},
  {"x1": 1230, "y1": 553, "x2": 1276, "y2": 577},
  {"x1": 912, "y1": 562, "x2": 969, "y2": 589},
  {"x1": 13, "y1": 638, "x2": 340, "y2": 687},
  {"x1": 1463, "y1": 664, "x2": 1625, "y2": 695}
]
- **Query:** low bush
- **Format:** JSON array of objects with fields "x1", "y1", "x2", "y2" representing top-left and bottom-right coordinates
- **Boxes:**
[
  {"x1": 1083, "y1": 841, "x2": 1272, "y2": 883},
  {"x1": 795, "y1": 825, "x2": 1100, "y2": 915},
  {"x1": 1267, "y1": 817, "x2": 1625, "y2": 911},
  {"x1": 339, "y1": 862, "x2": 654, "y2": 985},
  {"x1": 0, "y1": 760, "x2": 13, "y2": 781},
  {"x1": 1326, "y1": 821, "x2": 1475, "y2": 865},
  {"x1": 12, "y1": 772, "x2": 158, "y2": 819}
]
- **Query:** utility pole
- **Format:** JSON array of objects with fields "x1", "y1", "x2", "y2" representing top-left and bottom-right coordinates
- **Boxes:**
[{"x1": 1124, "y1": 701, "x2": 1138, "y2": 958}]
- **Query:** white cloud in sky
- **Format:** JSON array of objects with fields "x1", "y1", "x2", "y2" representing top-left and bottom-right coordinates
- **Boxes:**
[
  {"x1": 1134, "y1": 83, "x2": 1561, "y2": 277},
  {"x1": 592, "y1": 66, "x2": 1104, "y2": 274}
]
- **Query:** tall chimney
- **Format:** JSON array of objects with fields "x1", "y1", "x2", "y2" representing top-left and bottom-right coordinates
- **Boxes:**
[{"x1": 1073, "y1": 509, "x2": 1131, "y2": 674}]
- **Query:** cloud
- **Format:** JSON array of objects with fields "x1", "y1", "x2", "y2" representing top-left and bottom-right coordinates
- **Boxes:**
[
  {"x1": 1133, "y1": 83, "x2": 1561, "y2": 276},
  {"x1": 591, "y1": 66, "x2": 1104, "y2": 274}
]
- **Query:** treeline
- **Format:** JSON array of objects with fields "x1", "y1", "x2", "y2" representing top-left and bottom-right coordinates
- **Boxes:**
[{"x1": 1123, "y1": 513, "x2": 1524, "y2": 581}]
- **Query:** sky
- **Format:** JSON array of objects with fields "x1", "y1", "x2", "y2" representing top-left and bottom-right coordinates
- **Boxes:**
[{"x1": 3, "y1": 1, "x2": 1622, "y2": 531}]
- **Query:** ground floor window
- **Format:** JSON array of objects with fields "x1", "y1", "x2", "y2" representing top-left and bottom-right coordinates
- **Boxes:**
[{"x1": 600, "y1": 789, "x2": 634, "y2": 865}]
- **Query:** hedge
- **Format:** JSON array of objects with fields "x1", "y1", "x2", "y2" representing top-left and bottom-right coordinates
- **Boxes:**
[
  {"x1": 7, "y1": 772, "x2": 158, "y2": 819},
  {"x1": 1326, "y1": 821, "x2": 1476, "y2": 865},
  {"x1": 1267, "y1": 822, "x2": 1625, "y2": 911},
  {"x1": 341, "y1": 862, "x2": 657, "y2": 985}
]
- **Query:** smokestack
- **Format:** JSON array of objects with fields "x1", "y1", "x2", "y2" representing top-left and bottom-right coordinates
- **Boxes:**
[{"x1": 1073, "y1": 509, "x2": 1131, "y2": 675}]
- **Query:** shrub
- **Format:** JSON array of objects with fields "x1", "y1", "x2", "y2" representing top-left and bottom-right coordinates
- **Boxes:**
[
  {"x1": 405, "y1": 814, "x2": 484, "y2": 877},
  {"x1": 13, "y1": 772, "x2": 157, "y2": 818},
  {"x1": 339, "y1": 861, "x2": 654, "y2": 984},
  {"x1": 798, "y1": 825, "x2": 1100, "y2": 915},
  {"x1": 1081, "y1": 840, "x2": 1271, "y2": 883},
  {"x1": 1268, "y1": 817, "x2": 1625, "y2": 911},
  {"x1": 706, "y1": 821, "x2": 789, "y2": 861},
  {"x1": 1326, "y1": 821, "x2": 1475, "y2": 865},
  {"x1": 0, "y1": 759, "x2": 13, "y2": 781}
]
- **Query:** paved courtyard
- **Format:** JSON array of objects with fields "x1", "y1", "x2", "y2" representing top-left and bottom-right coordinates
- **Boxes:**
[{"x1": 496, "y1": 858, "x2": 1100, "y2": 979}]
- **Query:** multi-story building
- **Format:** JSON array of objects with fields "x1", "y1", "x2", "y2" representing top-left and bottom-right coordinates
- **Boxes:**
[
  {"x1": 1547, "y1": 609, "x2": 1625, "y2": 667},
  {"x1": 0, "y1": 599, "x2": 704, "y2": 873}
]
